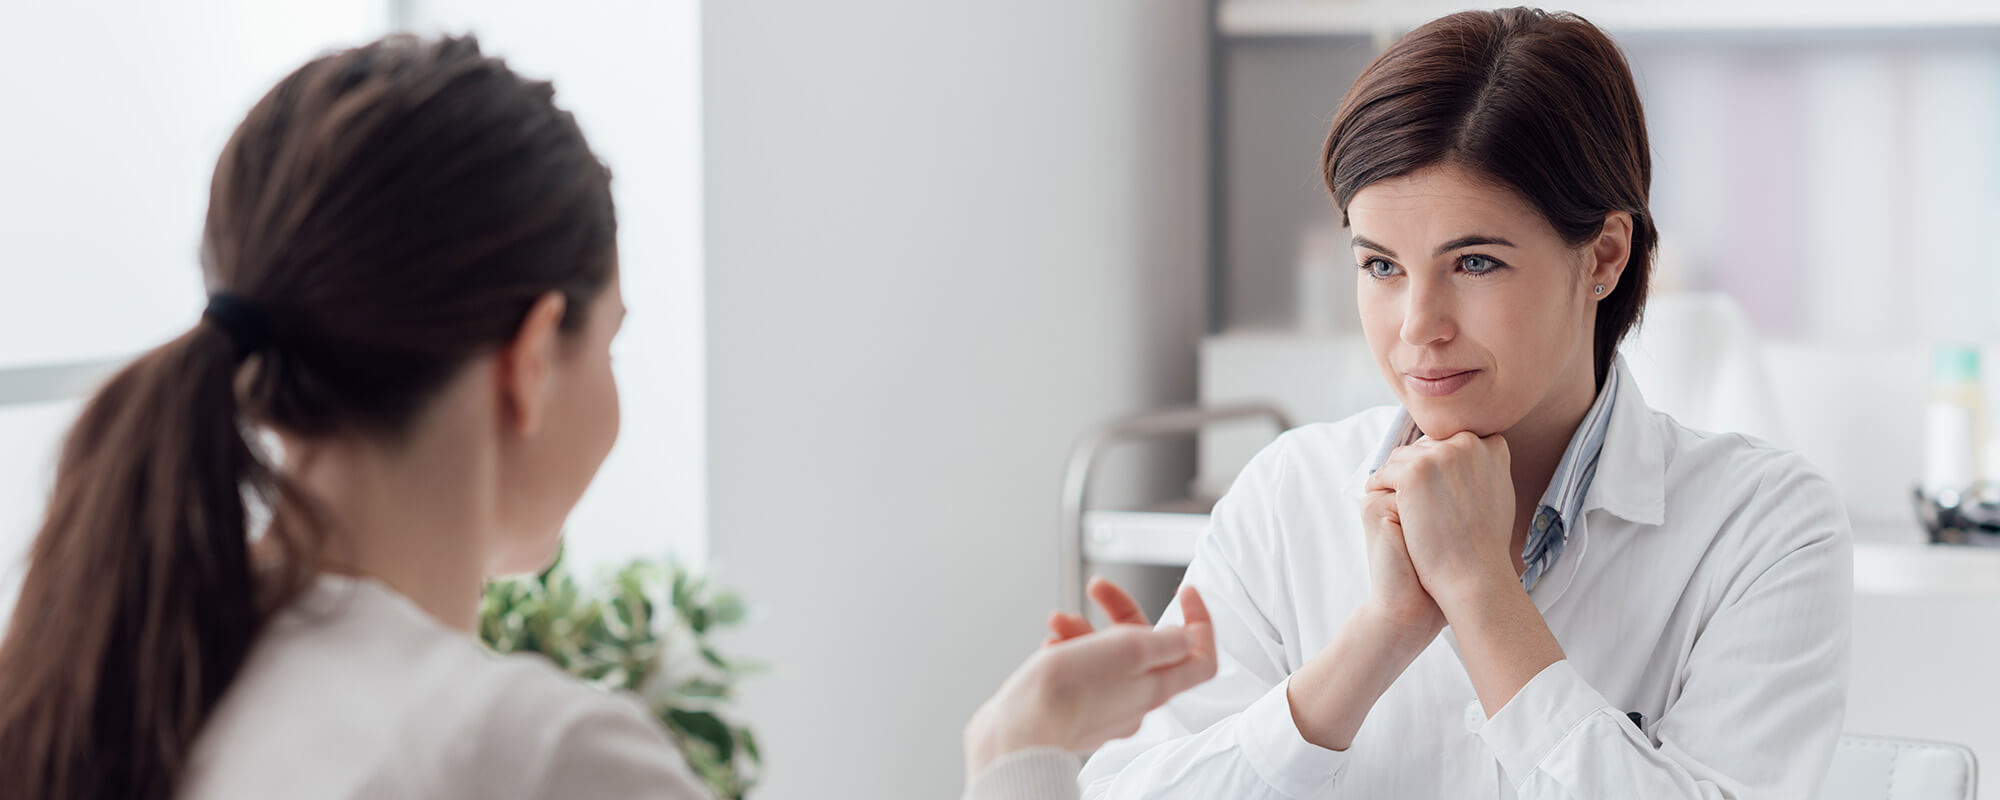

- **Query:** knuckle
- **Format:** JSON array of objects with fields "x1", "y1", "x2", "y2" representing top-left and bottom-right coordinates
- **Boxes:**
[
  {"x1": 1028, "y1": 661, "x2": 1073, "y2": 704},
  {"x1": 1110, "y1": 629, "x2": 1151, "y2": 664}
]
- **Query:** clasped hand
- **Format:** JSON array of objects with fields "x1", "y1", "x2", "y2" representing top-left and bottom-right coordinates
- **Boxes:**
[{"x1": 1362, "y1": 430, "x2": 1520, "y2": 626}]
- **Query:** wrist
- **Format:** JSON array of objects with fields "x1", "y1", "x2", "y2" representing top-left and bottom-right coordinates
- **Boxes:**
[
  {"x1": 1352, "y1": 602, "x2": 1444, "y2": 654},
  {"x1": 963, "y1": 703, "x2": 1034, "y2": 779},
  {"x1": 1434, "y1": 567, "x2": 1526, "y2": 624},
  {"x1": 1289, "y1": 605, "x2": 1442, "y2": 751}
]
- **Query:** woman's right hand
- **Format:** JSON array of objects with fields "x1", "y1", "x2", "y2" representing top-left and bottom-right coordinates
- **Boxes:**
[
  {"x1": 1359, "y1": 488, "x2": 1446, "y2": 637},
  {"x1": 1281, "y1": 489, "x2": 1446, "y2": 752},
  {"x1": 962, "y1": 578, "x2": 1216, "y2": 780}
]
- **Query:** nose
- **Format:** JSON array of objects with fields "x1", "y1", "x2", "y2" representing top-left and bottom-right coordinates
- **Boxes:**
[{"x1": 1399, "y1": 274, "x2": 1457, "y2": 347}]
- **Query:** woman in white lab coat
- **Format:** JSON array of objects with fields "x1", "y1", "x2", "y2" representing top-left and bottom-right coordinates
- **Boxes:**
[{"x1": 1079, "y1": 8, "x2": 1853, "y2": 799}]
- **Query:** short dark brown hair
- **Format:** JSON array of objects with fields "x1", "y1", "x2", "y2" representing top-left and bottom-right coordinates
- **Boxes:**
[{"x1": 1322, "y1": 7, "x2": 1654, "y2": 385}]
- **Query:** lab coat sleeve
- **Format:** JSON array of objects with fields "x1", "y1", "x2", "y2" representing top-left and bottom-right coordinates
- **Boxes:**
[
  {"x1": 1077, "y1": 435, "x2": 1356, "y2": 800},
  {"x1": 1474, "y1": 462, "x2": 1853, "y2": 799}
]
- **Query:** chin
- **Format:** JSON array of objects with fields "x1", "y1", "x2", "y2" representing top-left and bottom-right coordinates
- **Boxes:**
[{"x1": 1403, "y1": 401, "x2": 1504, "y2": 440}]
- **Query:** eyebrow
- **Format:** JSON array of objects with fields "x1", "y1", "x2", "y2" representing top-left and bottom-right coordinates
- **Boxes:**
[{"x1": 1350, "y1": 234, "x2": 1518, "y2": 259}]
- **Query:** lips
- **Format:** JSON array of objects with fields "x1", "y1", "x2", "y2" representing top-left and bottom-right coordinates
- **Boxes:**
[{"x1": 1403, "y1": 368, "x2": 1481, "y2": 398}]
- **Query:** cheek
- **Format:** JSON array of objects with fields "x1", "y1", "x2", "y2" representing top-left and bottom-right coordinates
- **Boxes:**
[
  {"x1": 1356, "y1": 283, "x2": 1400, "y2": 353},
  {"x1": 592, "y1": 358, "x2": 621, "y2": 456},
  {"x1": 604, "y1": 365, "x2": 621, "y2": 447},
  {"x1": 1471, "y1": 280, "x2": 1584, "y2": 415}
]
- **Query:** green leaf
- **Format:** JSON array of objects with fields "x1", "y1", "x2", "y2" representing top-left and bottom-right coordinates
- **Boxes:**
[
  {"x1": 668, "y1": 708, "x2": 734, "y2": 764},
  {"x1": 675, "y1": 678, "x2": 731, "y2": 700},
  {"x1": 708, "y1": 593, "x2": 747, "y2": 627},
  {"x1": 479, "y1": 555, "x2": 760, "y2": 800}
]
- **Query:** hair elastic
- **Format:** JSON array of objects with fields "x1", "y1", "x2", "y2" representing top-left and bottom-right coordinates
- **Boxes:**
[{"x1": 203, "y1": 292, "x2": 273, "y2": 359}]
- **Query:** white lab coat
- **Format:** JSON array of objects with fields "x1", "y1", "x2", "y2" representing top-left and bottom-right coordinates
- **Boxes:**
[{"x1": 1078, "y1": 361, "x2": 1853, "y2": 799}]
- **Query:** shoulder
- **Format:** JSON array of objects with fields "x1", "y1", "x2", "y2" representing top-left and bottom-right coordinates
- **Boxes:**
[
  {"x1": 446, "y1": 653, "x2": 709, "y2": 799},
  {"x1": 1651, "y1": 411, "x2": 1851, "y2": 574},
  {"x1": 1655, "y1": 412, "x2": 1841, "y2": 510},
  {"x1": 214, "y1": 580, "x2": 706, "y2": 799},
  {"x1": 1202, "y1": 406, "x2": 1399, "y2": 558},
  {"x1": 1240, "y1": 405, "x2": 1403, "y2": 490}
]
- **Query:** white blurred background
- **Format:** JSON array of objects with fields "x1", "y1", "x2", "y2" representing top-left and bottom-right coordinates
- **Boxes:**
[{"x1": 4, "y1": 1, "x2": 2000, "y2": 798}]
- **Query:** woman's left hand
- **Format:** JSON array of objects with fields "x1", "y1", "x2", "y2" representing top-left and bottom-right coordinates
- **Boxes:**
[{"x1": 1365, "y1": 430, "x2": 1518, "y2": 611}]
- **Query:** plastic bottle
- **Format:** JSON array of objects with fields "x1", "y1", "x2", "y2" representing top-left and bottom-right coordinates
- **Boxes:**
[{"x1": 1923, "y1": 344, "x2": 1982, "y2": 499}]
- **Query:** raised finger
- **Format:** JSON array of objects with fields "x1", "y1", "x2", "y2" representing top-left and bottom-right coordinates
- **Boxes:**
[
  {"x1": 1088, "y1": 576, "x2": 1150, "y2": 627},
  {"x1": 1046, "y1": 611, "x2": 1094, "y2": 644},
  {"x1": 1176, "y1": 585, "x2": 1211, "y2": 629}
]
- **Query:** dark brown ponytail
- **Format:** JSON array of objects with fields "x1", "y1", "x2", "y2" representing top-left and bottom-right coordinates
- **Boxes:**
[
  {"x1": 0, "y1": 34, "x2": 617, "y2": 799},
  {"x1": 0, "y1": 325, "x2": 270, "y2": 798}
]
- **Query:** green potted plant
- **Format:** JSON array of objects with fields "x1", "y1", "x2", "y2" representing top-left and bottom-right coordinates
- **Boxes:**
[{"x1": 479, "y1": 552, "x2": 761, "y2": 799}]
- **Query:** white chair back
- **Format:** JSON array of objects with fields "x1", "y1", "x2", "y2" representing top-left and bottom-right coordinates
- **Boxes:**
[{"x1": 1823, "y1": 734, "x2": 1976, "y2": 800}]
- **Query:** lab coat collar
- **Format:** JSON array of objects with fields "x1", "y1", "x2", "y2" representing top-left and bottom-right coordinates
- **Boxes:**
[{"x1": 1579, "y1": 356, "x2": 1667, "y2": 526}]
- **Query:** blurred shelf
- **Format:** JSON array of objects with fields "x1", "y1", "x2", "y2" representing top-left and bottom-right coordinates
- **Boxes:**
[
  {"x1": 1219, "y1": 0, "x2": 2000, "y2": 38},
  {"x1": 0, "y1": 358, "x2": 123, "y2": 408},
  {"x1": 1082, "y1": 510, "x2": 1206, "y2": 567},
  {"x1": 1852, "y1": 540, "x2": 2000, "y2": 598},
  {"x1": 1084, "y1": 510, "x2": 2000, "y2": 598}
]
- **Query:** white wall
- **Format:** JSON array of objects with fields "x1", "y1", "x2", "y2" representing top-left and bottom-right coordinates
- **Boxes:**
[
  {"x1": 406, "y1": 0, "x2": 708, "y2": 570},
  {"x1": 0, "y1": 0, "x2": 386, "y2": 621},
  {"x1": 702, "y1": 2, "x2": 1208, "y2": 796},
  {"x1": 0, "y1": 0, "x2": 385, "y2": 368}
]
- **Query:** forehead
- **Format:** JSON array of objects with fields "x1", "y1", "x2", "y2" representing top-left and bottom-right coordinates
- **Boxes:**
[{"x1": 1346, "y1": 166, "x2": 1548, "y2": 243}]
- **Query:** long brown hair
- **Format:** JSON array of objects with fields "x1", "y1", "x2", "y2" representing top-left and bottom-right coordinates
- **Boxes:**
[
  {"x1": 0, "y1": 34, "x2": 617, "y2": 799},
  {"x1": 1321, "y1": 7, "x2": 1655, "y2": 384}
]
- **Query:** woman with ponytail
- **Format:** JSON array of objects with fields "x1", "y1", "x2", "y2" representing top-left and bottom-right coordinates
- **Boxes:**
[{"x1": 0, "y1": 35, "x2": 707, "y2": 799}]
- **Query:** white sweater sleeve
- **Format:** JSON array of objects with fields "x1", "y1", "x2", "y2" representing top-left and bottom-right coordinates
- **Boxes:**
[
  {"x1": 1077, "y1": 435, "x2": 1357, "y2": 800},
  {"x1": 962, "y1": 748, "x2": 1084, "y2": 800},
  {"x1": 530, "y1": 690, "x2": 716, "y2": 800}
]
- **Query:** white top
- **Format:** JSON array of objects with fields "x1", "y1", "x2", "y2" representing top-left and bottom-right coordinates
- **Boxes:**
[
  {"x1": 1079, "y1": 361, "x2": 1855, "y2": 799},
  {"x1": 181, "y1": 575, "x2": 712, "y2": 799}
]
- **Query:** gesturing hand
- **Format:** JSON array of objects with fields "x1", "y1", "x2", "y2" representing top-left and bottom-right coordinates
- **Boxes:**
[{"x1": 962, "y1": 577, "x2": 1217, "y2": 778}]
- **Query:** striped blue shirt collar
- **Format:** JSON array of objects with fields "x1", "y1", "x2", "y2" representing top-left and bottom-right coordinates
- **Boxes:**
[{"x1": 1363, "y1": 367, "x2": 1622, "y2": 592}]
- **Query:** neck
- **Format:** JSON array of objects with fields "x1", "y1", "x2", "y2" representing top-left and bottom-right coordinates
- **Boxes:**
[
  {"x1": 278, "y1": 426, "x2": 497, "y2": 634},
  {"x1": 1500, "y1": 362, "x2": 1602, "y2": 555}
]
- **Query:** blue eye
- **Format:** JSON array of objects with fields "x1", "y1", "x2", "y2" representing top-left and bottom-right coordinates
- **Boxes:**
[
  {"x1": 1459, "y1": 254, "x2": 1505, "y2": 275},
  {"x1": 1359, "y1": 257, "x2": 1401, "y2": 280}
]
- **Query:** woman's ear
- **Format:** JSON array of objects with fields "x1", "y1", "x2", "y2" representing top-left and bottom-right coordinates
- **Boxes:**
[
  {"x1": 496, "y1": 291, "x2": 568, "y2": 436},
  {"x1": 1587, "y1": 211, "x2": 1634, "y2": 299}
]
